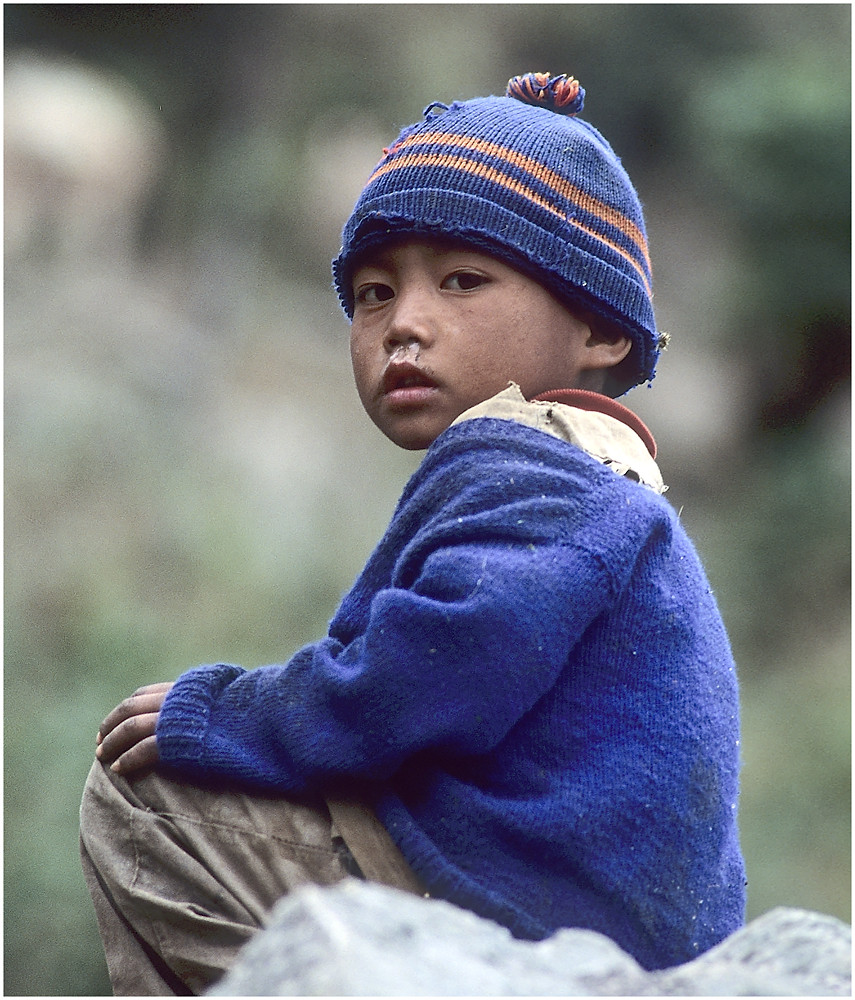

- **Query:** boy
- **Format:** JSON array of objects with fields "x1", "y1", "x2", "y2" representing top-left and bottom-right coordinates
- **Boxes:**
[{"x1": 81, "y1": 73, "x2": 745, "y2": 994}]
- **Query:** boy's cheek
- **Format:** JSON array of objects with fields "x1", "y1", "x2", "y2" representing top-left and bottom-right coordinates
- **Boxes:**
[{"x1": 349, "y1": 352, "x2": 375, "y2": 402}]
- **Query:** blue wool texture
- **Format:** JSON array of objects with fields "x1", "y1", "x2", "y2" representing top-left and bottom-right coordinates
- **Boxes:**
[
  {"x1": 157, "y1": 417, "x2": 745, "y2": 971},
  {"x1": 333, "y1": 75, "x2": 660, "y2": 388}
]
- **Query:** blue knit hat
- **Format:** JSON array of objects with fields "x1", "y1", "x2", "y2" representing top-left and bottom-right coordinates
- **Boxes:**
[{"x1": 333, "y1": 73, "x2": 661, "y2": 390}]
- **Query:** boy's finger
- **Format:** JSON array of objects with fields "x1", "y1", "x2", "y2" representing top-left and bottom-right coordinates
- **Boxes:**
[
  {"x1": 109, "y1": 734, "x2": 160, "y2": 776},
  {"x1": 96, "y1": 711, "x2": 159, "y2": 765},
  {"x1": 131, "y1": 681, "x2": 175, "y2": 698},
  {"x1": 98, "y1": 684, "x2": 173, "y2": 741}
]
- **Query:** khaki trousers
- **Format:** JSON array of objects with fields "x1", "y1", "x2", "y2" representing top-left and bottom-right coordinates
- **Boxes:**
[{"x1": 79, "y1": 761, "x2": 424, "y2": 996}]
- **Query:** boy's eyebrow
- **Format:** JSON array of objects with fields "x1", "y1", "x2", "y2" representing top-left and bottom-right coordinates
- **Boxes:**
[
  {"x1": 351, "y1": 254, "x2": 393, "y2": 274},
  {"x1": 351, "y1": 241, "x2": 469, "y2": 275}
]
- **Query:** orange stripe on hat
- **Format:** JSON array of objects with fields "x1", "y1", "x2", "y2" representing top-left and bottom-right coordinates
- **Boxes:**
[
  {"x1": 379, "y1": 131, "x2": 651, "y2": 276},
  {"x1": 370, "y1": 148, "x2": 652, "y2": 296}
]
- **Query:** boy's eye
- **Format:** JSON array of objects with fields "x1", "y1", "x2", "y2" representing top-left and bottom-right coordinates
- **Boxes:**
[
  {"x1": 355, "y1": 282, "x2": 394, "y2": 305},
  {"x1": 444, "y1": 270, "x2": 489, "y2": 292}
]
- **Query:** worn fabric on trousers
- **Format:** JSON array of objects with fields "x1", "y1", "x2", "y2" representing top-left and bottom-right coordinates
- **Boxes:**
[{"x1": 79, "y1": 760, "x2": 424, "y2": 995}]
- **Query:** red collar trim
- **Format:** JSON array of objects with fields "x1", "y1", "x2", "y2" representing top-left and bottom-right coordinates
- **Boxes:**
[{"x1": 531, "y1": 388, "x2": 657, "y2": 459}]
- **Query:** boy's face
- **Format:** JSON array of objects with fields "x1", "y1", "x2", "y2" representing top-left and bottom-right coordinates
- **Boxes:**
[{"x1": 349, "y1": 237, "x2": 626, "y2": 450}]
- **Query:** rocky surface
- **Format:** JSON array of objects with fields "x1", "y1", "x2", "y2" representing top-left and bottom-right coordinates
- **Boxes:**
[{"x1": 210, "y1": 880, "x2": 851, "y2": 996}]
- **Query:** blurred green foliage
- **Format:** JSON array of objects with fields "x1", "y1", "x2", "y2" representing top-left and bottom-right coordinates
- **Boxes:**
[{"x1": 4, "y1": 5, "x2": 849, "y2": 995}]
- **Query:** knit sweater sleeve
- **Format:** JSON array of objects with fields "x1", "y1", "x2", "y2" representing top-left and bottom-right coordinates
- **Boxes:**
[{"x1": 156, "y1": 420, "x2": 653, "y2": 790}]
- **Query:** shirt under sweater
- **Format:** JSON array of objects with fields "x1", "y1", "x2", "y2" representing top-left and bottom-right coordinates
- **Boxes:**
[{"x1": 156, "y1": 384, "x2": 746, "y2": 971}]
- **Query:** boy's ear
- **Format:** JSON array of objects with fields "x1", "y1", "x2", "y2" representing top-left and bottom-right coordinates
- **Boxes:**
[
  {"x1": 577, "y1": 313, "x2": 636, "y2": 396},
  {"x1": 583, "y1": 315, "x2": 632, "y2": 370}
]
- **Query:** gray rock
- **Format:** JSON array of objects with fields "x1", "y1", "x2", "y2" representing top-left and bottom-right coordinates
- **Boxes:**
[
  {"x1": 209, "y1": 880, "x2": 851, "y2": 996},
  {"x1": 647, "y1": 906, "x2": 852, "y2": 996}
]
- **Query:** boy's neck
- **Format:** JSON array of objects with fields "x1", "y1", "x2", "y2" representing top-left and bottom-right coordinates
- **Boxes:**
[{"x1": 532, "y1": 388, "x2": 656, "y2": 459}]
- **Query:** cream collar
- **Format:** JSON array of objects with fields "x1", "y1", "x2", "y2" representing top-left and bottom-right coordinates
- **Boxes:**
[{"x1": 453, "y1": 383, "x2": 666, "y2": 494}]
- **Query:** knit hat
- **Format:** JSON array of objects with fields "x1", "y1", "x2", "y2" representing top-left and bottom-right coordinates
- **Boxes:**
[{"x1": 333, "y1": 72, "x2": 661, "y2": 391}]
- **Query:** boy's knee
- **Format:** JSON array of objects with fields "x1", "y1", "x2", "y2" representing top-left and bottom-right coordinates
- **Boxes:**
[
  {"x1": 80, "y1": 760, "x2": 120, "y2": 839},
  {"x1": 80, "y1": 759, "x2": 191, "y2": 851},
  {"x1": 81, "y1": 759, "x2": 138, "y2": 820}
]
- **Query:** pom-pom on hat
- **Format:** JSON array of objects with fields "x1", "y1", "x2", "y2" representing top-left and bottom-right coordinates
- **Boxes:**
[{"x1": 333, "y1": 73, "x2": 661, "y2": 391}]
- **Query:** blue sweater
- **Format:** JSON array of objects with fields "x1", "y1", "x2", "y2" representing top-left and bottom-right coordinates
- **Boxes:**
[{"x1": 157, "y1": 413, "x2": 745, "y2": 971}]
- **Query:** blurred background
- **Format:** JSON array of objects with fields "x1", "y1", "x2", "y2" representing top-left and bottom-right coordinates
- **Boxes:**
[{"x1": 4, "y1": 4, "x2": 850, "y2": 994}]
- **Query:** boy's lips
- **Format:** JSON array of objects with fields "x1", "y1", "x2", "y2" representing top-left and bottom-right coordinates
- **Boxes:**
[{"x1": 381, "y1": 361, "x2": 440, "y2": 407}]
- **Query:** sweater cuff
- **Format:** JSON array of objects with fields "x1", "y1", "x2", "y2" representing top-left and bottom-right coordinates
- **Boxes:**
[{"x1": 156, "y1": 663, "x2": 245, "y2": 767}]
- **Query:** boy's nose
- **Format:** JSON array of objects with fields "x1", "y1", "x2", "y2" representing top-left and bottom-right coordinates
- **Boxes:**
[{"x1": 383, "y1": 286, "x2": 436, "y2": 353}]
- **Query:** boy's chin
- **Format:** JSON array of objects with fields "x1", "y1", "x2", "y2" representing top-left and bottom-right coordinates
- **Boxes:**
[
  {"x1": 384, "y1": 431, "x2": 440, "y2": 452},
  {"x1": 376, "y1": 419, "x2": 448, "y2": 452}
]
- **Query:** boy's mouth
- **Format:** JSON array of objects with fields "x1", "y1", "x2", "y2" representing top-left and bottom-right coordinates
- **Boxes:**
[{"x1": 382, "y1": 361, "x2": 439, "y2": 405}]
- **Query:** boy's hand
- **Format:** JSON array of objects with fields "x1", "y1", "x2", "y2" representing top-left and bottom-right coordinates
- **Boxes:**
[{"x1": 96, "y1": 682, "x2": 174, "y2": 776}]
